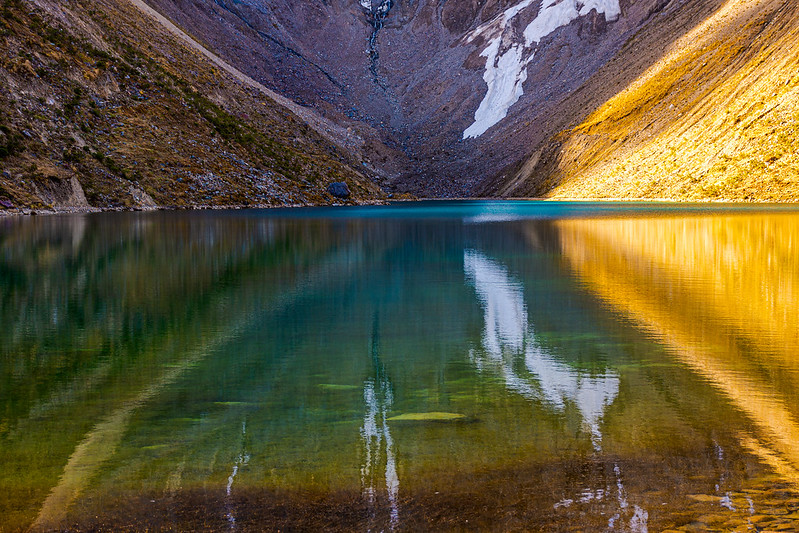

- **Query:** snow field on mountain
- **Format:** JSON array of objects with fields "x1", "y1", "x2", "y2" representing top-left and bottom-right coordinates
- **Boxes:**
[{"x1": 464, "y1": 0, "x2": 621, "y2": 139}]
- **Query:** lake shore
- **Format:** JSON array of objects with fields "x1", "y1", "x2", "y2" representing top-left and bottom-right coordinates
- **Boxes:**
[
  {"x1": 0, "y1": 199, "x2": 392, "y2": 217},
  {"x1": 4, "y1": 196, "x2": 799, "y2": 217}
]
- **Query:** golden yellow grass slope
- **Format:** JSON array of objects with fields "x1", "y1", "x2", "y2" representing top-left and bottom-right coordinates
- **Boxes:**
[{"x1": 538, "y1": 0, "x2": 799, "y2": 201}]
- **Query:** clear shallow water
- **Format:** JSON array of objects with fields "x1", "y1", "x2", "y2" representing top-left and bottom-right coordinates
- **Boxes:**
[{"x1": 2, "y1": 201, "x2": 799, "y2": 531}]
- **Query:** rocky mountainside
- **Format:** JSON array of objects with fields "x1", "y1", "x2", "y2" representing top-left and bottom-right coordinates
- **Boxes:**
[
  {"x1": 145, "y1": 0, "x2": 685, "y2": 196},
  {"x1": 492, "y1": 0, "x2": 799, "y2": 201},
  {"x1": 148, "y1": 0, "x2": 795, "y2": 198},
  {"x1": 0, "y1": 0, "x2": 387, "y2": 213}
]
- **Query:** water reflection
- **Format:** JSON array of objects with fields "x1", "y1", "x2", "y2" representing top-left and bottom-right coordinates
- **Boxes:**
[
  {"x1": 464, "y1": 249, "x2": 619, "y2": 451},
  {"x1": 464, "y1": 248, "x2": 652, "y2": 531},
  {"x1": 2, "y1": 205, "x2": 799, "y2": 531},
  {"x1": 608, "y1": 464, "x2": 649, "y2": 532},
  {"x1": 360, "y1": 318, "x2": 399, "y2": 530},
  {"x1": 557, "y1": 213, "x2": 799, "y2": 486},
  {"x1": 1, "y1": 211, "x2": 375, "y2": 531},
  {"x1": 225, "y1": 420, "x2": 250, "y2": 529}
]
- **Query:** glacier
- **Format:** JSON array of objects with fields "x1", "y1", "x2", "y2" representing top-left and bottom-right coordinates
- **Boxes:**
[{"x1": 463, "y1": 0, "x2": 621, "y2": 139}]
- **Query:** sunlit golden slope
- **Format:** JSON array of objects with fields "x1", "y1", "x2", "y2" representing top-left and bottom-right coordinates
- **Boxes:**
[
  {"x1": 557, "y1": 214, "x2": 799, "y2": 483},
  {"x1": 545, "y1": 0, "x2": 799, "y2": 201}
]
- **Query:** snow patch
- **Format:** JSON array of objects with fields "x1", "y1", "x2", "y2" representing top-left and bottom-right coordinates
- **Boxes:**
[{"x1": 463, "y1": 0, "x2": 621, "y2": 139}]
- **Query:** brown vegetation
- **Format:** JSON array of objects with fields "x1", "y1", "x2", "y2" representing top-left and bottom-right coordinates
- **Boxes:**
[{"x1": 0, "y1": 0, "x2": 385, "y2": 213}]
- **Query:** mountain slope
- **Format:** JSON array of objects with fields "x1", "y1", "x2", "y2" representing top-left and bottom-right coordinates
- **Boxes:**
[
  {"x1": 143, "y1": 0, "x2": 701, "y2": 196},
  {"x1": 4, "y1": 0, "x2": 796, "y2": 205},
  {"x1": 0, "y1": 0, "x2": 387, "y2": 212},
  {"x1": 491, "y1": 0, "x2": 799, "y2": 200}
]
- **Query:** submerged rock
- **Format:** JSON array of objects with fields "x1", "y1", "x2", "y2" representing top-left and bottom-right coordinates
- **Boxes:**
[
  {"x1": 387, "y1": 412, "x2": 466, "y2": 422},
  {"x1": 317, "y1": 383, "x2": 360, "y2": 391},
  {"x1": 327, "y1": 182, "x2": 350, "y2": 199}
]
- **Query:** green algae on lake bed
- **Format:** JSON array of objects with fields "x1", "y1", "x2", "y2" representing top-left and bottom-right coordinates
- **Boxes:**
[{"x1": 2, "y1": 202, "x2": 799, "y2": 531}]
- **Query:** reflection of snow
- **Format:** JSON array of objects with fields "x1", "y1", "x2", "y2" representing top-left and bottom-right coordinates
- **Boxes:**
[
  {"x1": 464, "y1": 248, "x2": 646, "y2": 531},
  {"x1": 466, "y1": 249, "x2": 528, "y2": 356},
  {"x1": 555, "y1": 465, "x2": 648, "y2": 531},
  {"x1": 608, "y1": 464, "x2": 648, "y2": 532},
  {"x1": 464, "y1": 249, "x2": 619, "y2": 450},
  {"x1": 361, "y1": 378, "x2": 399, "y2": 529},
  {"x1": 714, "y1": 442, "x2": 736, "y2": 511}
]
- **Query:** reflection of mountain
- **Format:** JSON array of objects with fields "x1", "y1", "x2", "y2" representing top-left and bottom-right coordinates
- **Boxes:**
[
  {"x1": 0, "y1": 213, "x2": 370, "y2": 531},
  {"x1": 557, "y1": 214, "x2": 799, "y2": 485},
  {"x1": 464, "y1": 249, "x2": 619, "y2": 450},
  {"x1": 464, "y1": 248, "x2": 654, "y2": 531}
]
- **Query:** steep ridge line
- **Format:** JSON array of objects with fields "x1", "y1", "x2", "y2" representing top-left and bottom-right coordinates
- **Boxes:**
[
  {"x1": 126, "y1": 0, "x2": 366, "y2": 153},
  {"x1": 544, "y1": 0, "x2": 799, "y2": 200}
]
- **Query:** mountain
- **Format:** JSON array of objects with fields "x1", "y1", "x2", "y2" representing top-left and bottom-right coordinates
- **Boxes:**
[
  {"x1": 0, "y1": 0, "x2": 388, "y2": 212},
  {"x1": 143, "y1": 0, "x2": 799, "y2": 200},
  {"x1": 2, "y1": 0, "x2": 797, "y2": 208},
  {"x1": 490, "y1": 0, "x2": 799, "y2": 201},
  {"x1": 143, "y1": 0, "x2": 688, "y2": 196}
]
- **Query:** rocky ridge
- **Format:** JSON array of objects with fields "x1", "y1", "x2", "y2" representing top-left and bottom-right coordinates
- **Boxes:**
[{"x1": 0, "y1": 0, "x2": 389, "y2": 213}]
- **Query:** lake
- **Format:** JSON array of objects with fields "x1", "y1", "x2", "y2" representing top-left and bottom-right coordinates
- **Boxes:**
[{"x1": 2, "y1": 201, "x2": 799, "y2": 531}]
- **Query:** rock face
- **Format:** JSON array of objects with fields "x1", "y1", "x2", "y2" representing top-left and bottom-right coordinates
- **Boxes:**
[{"x1": 143, "y1": 0, "x2": 683, "y2": 196}]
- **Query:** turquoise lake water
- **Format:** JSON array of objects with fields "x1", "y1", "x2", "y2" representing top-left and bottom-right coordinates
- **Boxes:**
[{"x1": 2, "y1": 201, "x2": 799, "y2": 531}]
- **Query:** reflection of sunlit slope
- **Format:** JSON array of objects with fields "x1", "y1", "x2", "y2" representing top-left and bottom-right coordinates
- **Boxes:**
[
  {"x1": 557, "y1": 214, "x2": 799, "y2": 483},
  {"x1": 464, "y1": 249, "x2": 619, "y2": 449}
]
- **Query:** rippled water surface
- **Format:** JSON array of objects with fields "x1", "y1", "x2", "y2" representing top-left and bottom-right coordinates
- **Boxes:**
[{"x1": 2, "y1": 201, "x2": 799, "y2": 531}]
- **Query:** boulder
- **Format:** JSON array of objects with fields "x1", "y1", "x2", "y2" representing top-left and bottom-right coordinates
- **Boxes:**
[{"x1": 327, "y1": 181, "x2": 350, "y2": 199}]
